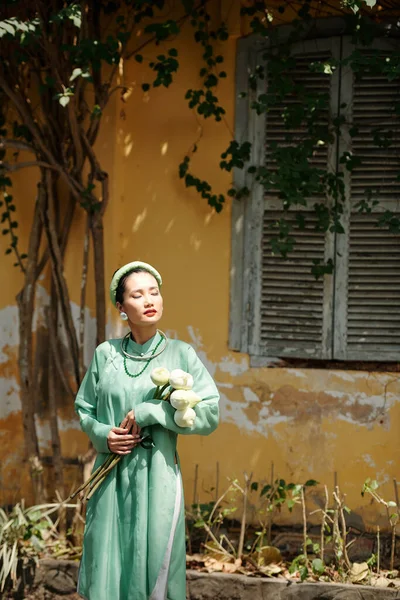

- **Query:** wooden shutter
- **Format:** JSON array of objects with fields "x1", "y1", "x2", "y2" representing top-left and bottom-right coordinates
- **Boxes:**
[
  {"x1": 260, "y1": 207, "x2": 330, "y2": 357},
  {"x1": 334, "y1": 40, "x2": 400, "y2": 360},
  {"x1": 255, "y1": 39, "x2": 340, "y2": 358}
]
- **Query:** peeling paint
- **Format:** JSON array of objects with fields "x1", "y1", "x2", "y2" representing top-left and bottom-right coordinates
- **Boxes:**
[{"x1": 1, "y1": 30, "x2": 399, "y2": 529}]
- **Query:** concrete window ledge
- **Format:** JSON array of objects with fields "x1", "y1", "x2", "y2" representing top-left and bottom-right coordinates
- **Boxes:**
[{"x1": 6, "y1": 560, "x2": 400, "y2": 599}]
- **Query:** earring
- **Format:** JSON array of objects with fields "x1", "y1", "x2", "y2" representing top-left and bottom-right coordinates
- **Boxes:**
[{"x1": 120, "y1": 312, "x2": 128, "y2": 321}]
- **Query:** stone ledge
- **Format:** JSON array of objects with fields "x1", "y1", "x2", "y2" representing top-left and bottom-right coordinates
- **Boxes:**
[
  {"x1": 186, "y1": 571, "x2": 400, "y2": 599},
  {"x1": 5, "y1": 560, "x2": 400, "y2": 599}
]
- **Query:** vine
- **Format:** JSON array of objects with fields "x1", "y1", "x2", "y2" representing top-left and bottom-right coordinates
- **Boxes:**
[{"x1": 0, "y1": 0, "x2": 399, "y2": 502}]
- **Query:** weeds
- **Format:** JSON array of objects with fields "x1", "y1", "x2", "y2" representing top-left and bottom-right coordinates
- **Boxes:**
[{"x1": 0, "y1": 501, "x2": 78, "y2": 592}]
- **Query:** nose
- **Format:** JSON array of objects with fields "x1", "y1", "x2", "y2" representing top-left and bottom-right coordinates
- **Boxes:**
[{"x1": 144, "y1": 295, "x2": 154, "y2": 306}]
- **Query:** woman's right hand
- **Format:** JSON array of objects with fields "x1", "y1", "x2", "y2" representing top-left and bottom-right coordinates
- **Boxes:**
[{"x1": 107, "y1": 427, "x2": 140, "y2": 455}]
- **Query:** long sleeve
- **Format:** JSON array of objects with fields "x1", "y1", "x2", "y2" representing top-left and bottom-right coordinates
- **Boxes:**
[
  {"x1": 74, "y1": 345, "x2": 112, "y2": 453},
  {"x1": 135, "y1": 345, "x2": 219, "y2": 435}
]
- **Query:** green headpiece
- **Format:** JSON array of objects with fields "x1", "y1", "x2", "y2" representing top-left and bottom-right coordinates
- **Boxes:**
[{"x1": 109, "y1": 261, "x2": 162, "y2": 306}]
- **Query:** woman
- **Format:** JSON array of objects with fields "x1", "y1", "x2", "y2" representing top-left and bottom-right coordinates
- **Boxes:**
[{"x1": 75, "y1": 261, "x2": 219, "y2": 600}]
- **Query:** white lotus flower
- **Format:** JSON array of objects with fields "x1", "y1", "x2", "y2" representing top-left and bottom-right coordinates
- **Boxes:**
[
  {"x1": 150, "y1": 367, "x2": 170, "y2": 386},
  {"x1": 170, "y1": 390, "x2": 191, "y2": 411},
  {"x1": 169, "y1": 369, "x2": 193, "y2": 390},
  {"x1": 184, "y1": 390, "x2": 201, "y2": 408},
  {"x1": 174, "y1": 407, "x2": 196, "y2": 428}
]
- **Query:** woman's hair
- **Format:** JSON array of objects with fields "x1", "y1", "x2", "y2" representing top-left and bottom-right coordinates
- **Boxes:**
[{"x1": 115, "y1": 268, "x2": 158, "y2": 305}]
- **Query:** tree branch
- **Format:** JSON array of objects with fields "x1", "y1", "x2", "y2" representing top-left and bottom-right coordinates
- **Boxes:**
[
  {"x1": 41, "y1": 170, "x2": 81, "y2": 388},
  {"x1": 0, "y1": 138, "x2": 36, "y2": 153},
  {"x1": 1, "y1": 160, "x2": 64, "y2": 172}
]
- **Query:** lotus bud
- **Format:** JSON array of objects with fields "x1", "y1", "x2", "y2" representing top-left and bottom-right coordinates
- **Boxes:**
[
  {"x1": 170, "y1": 390, "x2": 191, "y2": 411},
  {"x1": 184, "y1": 390, "x2": 201, "y2": 408},
  {"x1": 174, "y1": 407, "x2": 196, "y2": 428},
  {"x1": 150, "y1": 367, "x2": 170, "y2": 386},
  {"x1": 169, "y1": 369, "x2": 194, "y2": 390}
]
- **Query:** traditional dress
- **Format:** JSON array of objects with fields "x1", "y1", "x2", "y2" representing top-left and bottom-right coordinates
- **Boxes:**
[{"x1": 75, "y1": 331, "x2": 219, "y2": 600}]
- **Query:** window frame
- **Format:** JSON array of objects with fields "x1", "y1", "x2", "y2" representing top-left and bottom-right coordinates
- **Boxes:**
[{"x1": 229, "y1": 18, "x2": 400, "y2": 364}]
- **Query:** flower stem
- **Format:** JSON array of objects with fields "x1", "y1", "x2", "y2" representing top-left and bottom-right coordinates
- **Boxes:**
[
  {"x1": 83, "y1": 455, "x2": 122, "y2": 502},
  {"x1": 69, "y1": 454, "x2": 114, "y2": 500},
  {"x1": 159, "y1": 383, "x2": 170, "y2": 399}
]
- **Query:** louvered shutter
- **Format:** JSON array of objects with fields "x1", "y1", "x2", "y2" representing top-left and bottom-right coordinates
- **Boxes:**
[
  {"x1": 334, "y1": 40, "x2": 400, "y2": 360},
  {"x1": 255, "y1": 39, "x2": 340, "y2": 358}
]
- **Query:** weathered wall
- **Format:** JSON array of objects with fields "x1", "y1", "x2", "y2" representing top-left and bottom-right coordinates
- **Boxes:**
[{"x1": 0, "y1": 2, "x2": 398, "y2": 530}]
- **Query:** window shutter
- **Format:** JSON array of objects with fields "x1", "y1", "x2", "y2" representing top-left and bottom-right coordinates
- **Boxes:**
[
  {"x1": 334, "y1": 40, "x2": 400, "y2": 360},
  {"x1": 254, "y1": 39, "x2": 340, "y2": 359}
]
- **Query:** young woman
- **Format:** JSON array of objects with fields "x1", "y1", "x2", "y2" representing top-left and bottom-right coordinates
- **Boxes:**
[{"x1": 75, "y1": 261, "x2": 219, "y2": 600}]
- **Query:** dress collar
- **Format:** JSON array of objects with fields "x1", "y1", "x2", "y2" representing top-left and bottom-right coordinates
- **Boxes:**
[{"x1": 125, "y1": 330, "x2": 161, "y2": 356}]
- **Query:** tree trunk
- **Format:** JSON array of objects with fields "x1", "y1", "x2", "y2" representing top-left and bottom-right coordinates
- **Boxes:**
[
  {"x1": 17, "y1": 183, "x2": 46, "y2": 504},
  {"x1": 47, "y1": 298, "x2": 65, "y2": 495},
  {"x1": 90, "y1": 212, "x2": 106, "y2": 345}
]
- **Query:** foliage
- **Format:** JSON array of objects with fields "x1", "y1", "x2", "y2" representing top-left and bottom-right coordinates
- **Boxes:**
[
  {"x1": 186, "y1": 473, "x2": 400, "y2": 585},
  {"x1": 362, "y1": 478, "x2": 399, "y2": 571},
  {"x1": 0, "y1": 0, "x2": 399, "y2": 502},
  {"x1": 0, "y1": 501, "x2": 77, "y2": 592},
  {"x1": 179, "y1": 0, "x2": 400, "y2": 271}
]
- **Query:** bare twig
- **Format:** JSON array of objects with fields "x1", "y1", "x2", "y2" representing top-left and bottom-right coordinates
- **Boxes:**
[
  {"x1": 394, "y1": 478, "x2": 399, "y2": 509},
  {"x1": 193, "y1": 463, "x2": 199, "y2": 505},
  {"x1": 377, "y1": 525, "x2": 380, "y2": 573},
  {"x1": 215, "y1": 461, "x2": 220, "y2": 503},
  {"x1": 238, "y1": 472, "x2": 252, "y2": 560},
  {"x1": 267, "y1": 461, "x2": 274, "y2": 545},
  {"x1": 333, "y1": 487, "x2": 351, "y2": 570},
  {"x1": 321, "y1": 485, "x2": 329, "y2": 563},
  {"x1": 301, "y1": 485, "x2": 308, "y2": 562}
]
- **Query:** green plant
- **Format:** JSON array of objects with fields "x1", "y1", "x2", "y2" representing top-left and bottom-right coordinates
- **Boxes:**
[
  {"x1": 186, "y1": 480, "x2": 241, "y2": 560},
  {"x1": 0, "y1": 501, "x2": 77, "y2": 592},
  {"x1": 249, "y1": 477, "x2": 318, "y2": 567},
  {"x1": 362, "y1": 478, "x2": 399, "y2": 571}
]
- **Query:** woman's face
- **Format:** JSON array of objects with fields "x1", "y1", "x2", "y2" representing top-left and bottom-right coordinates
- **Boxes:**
[{"x1": 117, "y1": 271, "x2": 163, "y2": 327}]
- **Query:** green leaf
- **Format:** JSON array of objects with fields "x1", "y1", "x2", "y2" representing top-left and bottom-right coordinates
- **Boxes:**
[
  {"x1": 305, "y1": 479, "x2": 318, "y2": 487},
  {"x1": 168, "y1": 48, "x2": 178, "y2": 57},
  {"x1": 0, "y1": 20, "x2": 16, "y2": 36},
  {"x1": 135, "y1": 54, "x2": 143, "y2": 63},
  {"x1": 91, "y1": 105, "x2": 102, "y2": 119},
  {"x1": 70, "y1": 67, "x2": 82, "y2": 81},
  {"x1": 287, "y1": 499, "x2": 295, "y2": 511},
  {"x1": 312, "y1": 558, "x2": 325, "y2": 575},
  {"x1": 299, "y1": 565, "x2": 308, "y2": 581},
  {"x1": 261, "y1": 484, "x2": 272, "y2": 497},
  {"x1": 59, "y1": 95, "x2": 70, "y2": 107},
  {"x1": 142, "y1": 83, "x2": 150, "y2": 92},
  {"x1": 5, "y1": 248, "x2": 12, "y2": 254}
]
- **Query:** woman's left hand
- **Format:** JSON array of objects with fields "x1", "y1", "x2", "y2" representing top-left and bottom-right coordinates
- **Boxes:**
[{"x1": 121, "y1": 410, "x2": 141, "y2": 436}]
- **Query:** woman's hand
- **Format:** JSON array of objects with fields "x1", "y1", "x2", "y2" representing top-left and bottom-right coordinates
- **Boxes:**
[
  {"x1": 107, "y1": 427, "x2": 140, "y2": 455},
  {"x1": 120, "y1": 410, "x2": 141, "y2": 437}
]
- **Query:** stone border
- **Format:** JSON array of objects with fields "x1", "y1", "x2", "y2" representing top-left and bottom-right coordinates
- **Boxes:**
[
  {"x1": 186, "y1": 571, "x2": 400, "y2": 599},
  {"x1": 8, "y1": 560, "x2": 400, "y2": 599}
]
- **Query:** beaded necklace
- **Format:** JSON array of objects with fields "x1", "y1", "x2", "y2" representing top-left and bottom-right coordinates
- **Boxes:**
[{"x1": 123, "y1": 335, "x2": 164, "y2": 378}]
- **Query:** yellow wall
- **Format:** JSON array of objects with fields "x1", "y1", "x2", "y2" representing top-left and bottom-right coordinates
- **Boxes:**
[{"x1": 0, "y1": 3, "x2": 398, "y2": 531}]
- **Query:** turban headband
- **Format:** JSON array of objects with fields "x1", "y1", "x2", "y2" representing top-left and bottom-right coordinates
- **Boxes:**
[{"x1": 109, "y1": 261, "x2": 162, "y2": 306}]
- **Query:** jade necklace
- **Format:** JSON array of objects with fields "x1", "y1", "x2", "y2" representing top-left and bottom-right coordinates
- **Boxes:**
[{"x1": 121, "y1": 330, "x2": 168, "y2": 378}]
